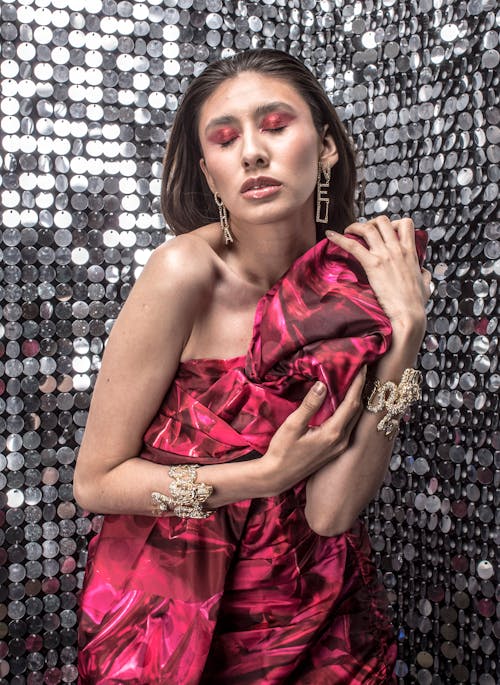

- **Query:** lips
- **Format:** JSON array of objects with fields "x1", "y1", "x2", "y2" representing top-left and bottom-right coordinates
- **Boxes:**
[{"x1": 240, "y1": 176, "x2": 282, "y2": 193}]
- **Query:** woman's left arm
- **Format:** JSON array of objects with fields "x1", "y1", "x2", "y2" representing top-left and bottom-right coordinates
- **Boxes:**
[{"x1": 304, "y1": 216, "x2": 432, "y2": 537}]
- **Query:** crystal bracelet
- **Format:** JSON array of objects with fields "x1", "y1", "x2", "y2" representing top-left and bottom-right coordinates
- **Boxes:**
[
  {"x1": 151, "y1": 464, "x2": 214, "y2": 519},
  {"x1": 363, "y1": 368, "x2": 423, "y2": 439}
]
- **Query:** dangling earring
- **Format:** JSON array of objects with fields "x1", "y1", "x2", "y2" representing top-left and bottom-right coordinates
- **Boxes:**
[
  {"x1": 316, "y1": 162, "x2": 331, "y2": 224},
  {"x1": 214, "y1": 192, "x2": 233, "y2": 245}
]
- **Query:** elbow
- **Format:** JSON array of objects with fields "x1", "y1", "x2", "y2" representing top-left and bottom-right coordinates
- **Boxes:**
[
  {"x1": 73, "y1": 479, "x2": 91, "y2": 512},
  {"x1": 305, "y1": 507, "x2": 356, "y2": 537},
  {"x1": 73, "y1": 472, "x2": 100, "y2": 513}
]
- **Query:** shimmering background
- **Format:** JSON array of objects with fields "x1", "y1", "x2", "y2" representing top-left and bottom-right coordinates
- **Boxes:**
[{"x1": 0, "y1": 0, "x2": 499, "y2": 683}]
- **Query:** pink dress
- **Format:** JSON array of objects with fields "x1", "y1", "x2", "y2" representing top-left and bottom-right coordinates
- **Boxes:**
[{"x1": 77, "y1": 232, "x2": 427, "y2": 684}]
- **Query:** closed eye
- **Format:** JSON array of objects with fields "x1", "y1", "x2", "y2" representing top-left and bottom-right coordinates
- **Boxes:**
[
  {"x1": 219, "y1": 125, "x2": 287, "y2": 147},
  {"x1": 220, "y1": 137, "x2": 238, "y2": 148},
  {"x1": 209, "y1": 127, "x2": 239, "y2": 147},
  {"x1": 263, "y1": 126, "x2": 287, "y2": 133},
  {"x1": 260, "y1": 111, "x2": 294, "y2": 132}
]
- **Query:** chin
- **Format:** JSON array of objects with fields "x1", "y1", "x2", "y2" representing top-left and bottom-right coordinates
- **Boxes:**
[{"x1": 243, "y1": 203, "x2": 307, "y2": 225}]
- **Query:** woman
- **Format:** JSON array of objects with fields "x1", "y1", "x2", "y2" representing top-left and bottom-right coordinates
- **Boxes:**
[{"x1": 75, "y1": 49, "x2": 431, "y2": 684}]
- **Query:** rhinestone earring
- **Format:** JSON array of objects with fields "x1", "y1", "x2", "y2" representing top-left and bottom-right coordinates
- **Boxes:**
[
  {"x1": 214, "y1": 192, "x2": 233, "y2": 245},
  {"x1": 316, "y1": 162, "x2": 331, "y2": 224}
]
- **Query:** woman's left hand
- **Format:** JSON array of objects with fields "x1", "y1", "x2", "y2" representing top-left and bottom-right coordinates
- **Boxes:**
[{"x1": 326, "y1": 215, "x2": 432, "y2": 343}]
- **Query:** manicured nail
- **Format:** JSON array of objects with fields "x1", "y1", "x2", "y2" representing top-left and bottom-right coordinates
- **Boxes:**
[
  {"x1": 325, "y1": 229, "x2": 334, "y2": 238},
  {"x1": 313, "y1": 381, "x2": 326, "y2": 395}
]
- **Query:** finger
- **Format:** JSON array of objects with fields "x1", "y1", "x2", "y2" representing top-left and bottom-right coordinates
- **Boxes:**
[
  {"x1": 342, "y1": 220, "x2": 387, "y2": 250},
  {"x1": 286, "y1": 381, "x2": 328, "y2": 435},
  {"x1": 421, "y1": 268, "x2": 433, "y2": 300},
  {"x1": 338, "y1": 377, "x2": 366, "y2": 443},
  {"x1": 372, "y1": 215, "x2": 403, "y2": 248},
  {"x1": 351, "y1": 215, "x2": 402, "y2": 248},
  {"x1": 391, "y1": 217, "x2": 417, "y2": 255},
  {"x1": 342, "y1": 394, "x2": 364, "y2": 444},
  {"x1": 325, "y1": 229, "x2": 370, "y2": 263},
  {"x1": 318, "y1": 366, "x2": 366, "y2": 436}
]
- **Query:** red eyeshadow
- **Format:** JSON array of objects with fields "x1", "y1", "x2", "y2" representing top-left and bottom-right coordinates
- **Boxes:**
[
  {"x1": 208, "y1": 127, "x2": 239, "y2": 144},
  {"x1": 261, "y1": 112, "x2": 295, "y2": 129}
]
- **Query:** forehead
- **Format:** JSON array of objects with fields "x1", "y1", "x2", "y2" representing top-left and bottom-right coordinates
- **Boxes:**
[{"x1": 198, "y1": 71, "x2": 311, "y2": 127}]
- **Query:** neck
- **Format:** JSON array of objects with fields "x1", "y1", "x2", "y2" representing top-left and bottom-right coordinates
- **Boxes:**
[{"x1": 225, "y1": 206, "x2": 317, "y2": 291}]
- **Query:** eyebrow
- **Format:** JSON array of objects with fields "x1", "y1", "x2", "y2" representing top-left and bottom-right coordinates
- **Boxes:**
[{"x1": 204, "y1": 101, "x2": 296, "y2": 133}]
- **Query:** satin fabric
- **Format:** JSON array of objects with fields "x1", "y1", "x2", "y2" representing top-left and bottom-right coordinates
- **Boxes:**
[{"x1": 77, "y1": 232, "x2": 427, "y2": 684}]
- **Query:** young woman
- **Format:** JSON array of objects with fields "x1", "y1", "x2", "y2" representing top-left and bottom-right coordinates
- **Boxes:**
[{"x1": 75, "y1": 49, "x2": 431, "y2": 684}]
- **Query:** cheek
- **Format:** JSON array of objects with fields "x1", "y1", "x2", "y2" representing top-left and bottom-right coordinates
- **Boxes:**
[
  {"x1": 201, "y1": 153, "x2": 230, "y2": 187},
  {"x1": 283, "y1": 132, "x2": 320, "y2": 166},
  {"x1": 283, "y1": 138, "x2": 320, "y2": 184}
]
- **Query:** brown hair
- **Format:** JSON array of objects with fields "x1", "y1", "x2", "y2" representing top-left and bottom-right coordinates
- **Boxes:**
[{"x1": 161, "y1": 49, "x2": 358, "y2": 240}]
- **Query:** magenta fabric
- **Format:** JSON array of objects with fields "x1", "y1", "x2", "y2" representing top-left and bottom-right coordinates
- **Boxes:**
[{"x1": 77, "y1": 232, "x2": 427, "y2": 684}]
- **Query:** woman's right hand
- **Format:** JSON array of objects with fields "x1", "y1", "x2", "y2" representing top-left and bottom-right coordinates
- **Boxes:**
[{"x1": 261, "y1": 367, "x2": 367, "y2": 495}]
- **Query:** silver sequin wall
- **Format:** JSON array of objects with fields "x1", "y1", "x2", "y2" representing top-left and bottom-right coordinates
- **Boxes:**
[{"x1": 0, "y1": 0, "x2": 499, "y2": 683}]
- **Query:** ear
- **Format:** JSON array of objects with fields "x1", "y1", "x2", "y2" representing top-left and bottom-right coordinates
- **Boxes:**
[
  {"x1": 199, "y1": 158, "x2": 216, "y2": 194},
  {"x1": 319, "y1": 124, "x2": 339, "y2": 169}
]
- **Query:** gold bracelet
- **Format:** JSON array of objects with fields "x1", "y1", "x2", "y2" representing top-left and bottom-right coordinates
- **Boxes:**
[
  {"x1": 151, "y1": 464, "x2": 214, "y2": 519},
  {"x1": 364, "y1": 368, "x2": 422, "y2": 439}
]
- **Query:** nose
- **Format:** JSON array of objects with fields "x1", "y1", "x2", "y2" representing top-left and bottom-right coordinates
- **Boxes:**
[{"x1": 241, "y1": 128, "x2": 269, "y2": 170}]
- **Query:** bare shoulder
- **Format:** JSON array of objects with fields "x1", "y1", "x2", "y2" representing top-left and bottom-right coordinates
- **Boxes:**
[
  {"x1": 142, "y1": 228, "x2": 219, "y2": 296},
  {"x1": 73, "y1": 226, "x2": 226, "y2": 490}
]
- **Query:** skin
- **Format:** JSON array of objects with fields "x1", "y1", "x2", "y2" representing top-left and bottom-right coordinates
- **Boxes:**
[
  {"x1": 198, "y1": 72, "x2": 338, "y2": 292},
  {"x1": 73, "y1": 72, "x2": 431, "y2": 536}
]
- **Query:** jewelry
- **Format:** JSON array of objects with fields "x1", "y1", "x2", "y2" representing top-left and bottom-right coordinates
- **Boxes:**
[
  {"x1": 364, "y1": 368, "x2": 423, "y2": 439},
  {"x1": 316, "y1": 162, "x2": 331, "y2": 224},
  {"x1": 151, "y1": 464, "x2": 214, "y2": 519},
  {"x1": 214, "y1": 192, "x2": 234, "y2": 245}
]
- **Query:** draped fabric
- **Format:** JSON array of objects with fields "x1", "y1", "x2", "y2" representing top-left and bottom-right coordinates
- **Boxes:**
[{"x1": 77, "y1": 232, "x2": 427, "y2": 684}]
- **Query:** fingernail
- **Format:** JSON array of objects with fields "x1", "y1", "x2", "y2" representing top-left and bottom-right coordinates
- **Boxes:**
[
  {"x1": 313, "y1": 381, "x2": 326, "y2": 395},
  {"x1": 325, "y1": 230, "x2": 334, "y2": 238}
]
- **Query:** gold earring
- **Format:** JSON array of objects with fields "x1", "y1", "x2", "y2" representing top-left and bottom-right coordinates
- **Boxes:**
[
  {"x1": 213, "y1": 192, "x2": 233, "y2": 245},
  {"x1": 316, "y1": 162, "x2": 331, "y2": 224}
]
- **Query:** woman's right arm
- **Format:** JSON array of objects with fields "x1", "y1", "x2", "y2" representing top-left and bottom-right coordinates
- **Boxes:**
[
  {"x1": 73, "y1": 234, "x2": 363, "y2": 517},
  {"x1": 73, "y1": 233, "x2": 225, "y2": 515}
]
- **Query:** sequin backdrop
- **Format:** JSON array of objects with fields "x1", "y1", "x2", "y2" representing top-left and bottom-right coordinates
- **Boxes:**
[{"x1": 0, "y1": 0, "x2": 498, "y2": 682}]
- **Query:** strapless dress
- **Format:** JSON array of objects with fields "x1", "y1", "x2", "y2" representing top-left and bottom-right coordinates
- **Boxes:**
[{"x1": 77, "y1": 231, "x2": 427, "y2": 684}]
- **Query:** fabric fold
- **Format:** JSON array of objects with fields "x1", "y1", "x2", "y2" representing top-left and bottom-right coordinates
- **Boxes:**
[{"x1": 77, "y1": 231, "x2": 427, "y2": 684}]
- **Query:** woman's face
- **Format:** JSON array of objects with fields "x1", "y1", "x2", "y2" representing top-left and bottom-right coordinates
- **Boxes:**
[{"x1": 198, "y1": 71, "x2": 338, "y2": 229}]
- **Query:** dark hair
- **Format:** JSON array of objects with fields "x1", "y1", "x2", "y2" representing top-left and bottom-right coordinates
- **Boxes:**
[{"x1": 161, "y1": 49, "x2": 358, "y2": 240}]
